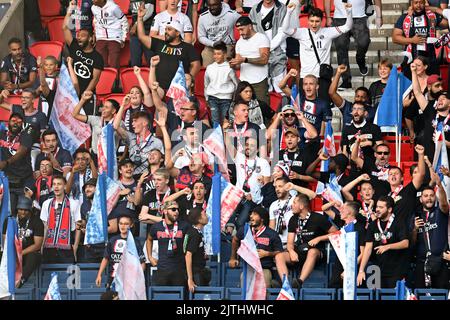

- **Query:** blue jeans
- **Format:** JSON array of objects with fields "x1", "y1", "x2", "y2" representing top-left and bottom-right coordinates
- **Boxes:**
[
  {"x1": 208, "y1": 96, "x2": 231, "y2": 125},
  {"x1": 130, "y1": 34, "x2": 153, "y2": 67}
]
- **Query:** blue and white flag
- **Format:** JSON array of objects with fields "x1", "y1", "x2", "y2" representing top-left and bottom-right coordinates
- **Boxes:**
[
  {"x1": 84, "y1": 174, "x2": 121, "y2": 245},
  {"x1": 49, "y1": 63, "x2": 91, "y2": 154},
  {"x1": 290, "y1": 84, "x2": 301, "y2": 113},
  {"x1": 343, "y1": 228, "x2": 357, "y2": 300},
  {"x1": 276, "y1": 274, "x2": 295, "y2": 300},
  {"x1": 320, "y1": 121, "x2": 336, "y2": 172},
  {"x1": 0, "y1": 171, "x2": 10, "y2": 248},
  {"x1": 166, "y1": 61, "x2": 190, "y2": 116},
  {"x1": 97, "y1": 123, "x2": 118, "y2": 181},
  {"x1": 0, "y1": 217, "x2": 22, "y2": 299},
  {"x1": 113, "y1": 230, "x2": 146, "y2": 300},
  {"x1": 396, "y1": 280, "x2": 417, "y2": 300},
  {"x1": 44, "y1": 272, "x2": 62, "y2": 300},
  {"x1": 374, "y1": 67, "x2": 411, "y2": 133}
]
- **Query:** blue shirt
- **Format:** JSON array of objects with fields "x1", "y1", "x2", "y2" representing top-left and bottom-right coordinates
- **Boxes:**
[{"x1": 299, "y1": 96, "x2": 331, "y2": 134}]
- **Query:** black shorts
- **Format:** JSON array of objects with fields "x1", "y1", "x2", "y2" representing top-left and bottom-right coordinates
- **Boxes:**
[{"x1": 286, "y1": 37, "x2": 300, "y2": 59}]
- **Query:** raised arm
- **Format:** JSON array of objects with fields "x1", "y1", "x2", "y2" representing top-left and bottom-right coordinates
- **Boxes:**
[
  {"x1": 435, "y1": 170, "x2": 450, "y2": 214},
  {"x1": 342, "y1": 173, "x2": 371, "y2": 201},
  {"x1": 329, "y1": 65, "x2": 345, "y2": 108},
  {"x1": 67, "y1": 57, "x2": 80, "y2": 96},
  {"x1": 149, "y1": 56, "x2": 166, "y2": 112},
  {"x1": 350, "y1": 137, "x2": 364, "y2": 169},
  {"x1": 71, "y1": 91, "x2": 92, "y2": 123},
  {"x1": 410, "y1": 63, "x2": 428, "y2": 111},
  {"x1": 134, "y1": 66, "x2": 153, "y2": 107},
  {"x1": 284, "y1": 182, "x2": 316, "y2": 200},
  {"x1": 0, "y1": 90, "x2": 12, "y2": 111},
  {"x1": 413, "y1": 144, "x2": 426, "y2": 189},
  {"x1": 165, "y1": 188, "x2": 191, "y2": 203},
  {"x1": 62, "y1": 0, "x2": 75, "y2": 45},
  {"x1": 137, "y1": 3, "x2": 152, "y2": 49},
  {"x1": 278, "y1": 69, "x2": 296, "y2": 97},
  {"x1": 297, "y1": 111, "x2": 318, "y2": 140},
  {"x1": 282, "y1": 4, "x2": 297, "y2": 37},
  {"x1": 113, "y1": 95, "x2": 130, "y2": 139}
]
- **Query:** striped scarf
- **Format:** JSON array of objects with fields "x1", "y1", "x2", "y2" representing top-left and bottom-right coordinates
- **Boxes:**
[
  {"x1": 402, "y1": 11, "x2": 436, "y2": 63},
  {"x1": 45, "y1": 197, "x2": 71, "y2": 250}
]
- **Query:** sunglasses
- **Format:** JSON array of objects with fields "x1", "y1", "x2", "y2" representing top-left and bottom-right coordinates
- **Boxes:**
[
  {"x1": 376, "y1": 151, "x2": 389, "y2": 155},
  {"x1": 284, "y1": 113, "x2": 295, "y2": 118},
  {"x1": 168, "y1": 208, "x2": 179, "y2": 212},
  {"x1": 180, "y1": 108, "x2": 195, "y2": 111}
]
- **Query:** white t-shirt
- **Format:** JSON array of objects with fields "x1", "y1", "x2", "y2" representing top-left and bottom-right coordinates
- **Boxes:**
[
  {"x1": 269, "y1": 192, "x2": 296, "y2": 245},
  {"x1": 243, "y1": 0, "x2": 261, "y2": 9},
  {"x1": 236, "y1": 32, "x2": 270, "y2": 84},
  {"x1": 260, "y1": 5, "x2": 275, "y2": 40},
  {"x1": 151, "y1": 10, "x2": 193, "y2": 37},
  {"x1": 278, "y1": 0, "x2": 300, "y2": 28},
  {"x1": 235, "y1": 153, "x2": 271, "y2": 205},
  {"x1": 334, "y1": 0, "x2": 365, "y2": 18},
  {"x1": 92, "y1": 1, "x2": 127, "y2": 42},
  {"x1": 40, "y1": 197, "x2": 81, "y2": 232}
]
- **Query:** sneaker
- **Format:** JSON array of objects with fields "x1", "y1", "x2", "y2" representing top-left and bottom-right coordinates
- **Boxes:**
[
  {"x1": 358, "y1": 62, "x2": 369, "y2": 76},
  {"x1": 291, "y1": 278, "x2": 303, "y2": 289},
  {"x1": 338, "y1": 81, "x2": 352, "y2": 90}
]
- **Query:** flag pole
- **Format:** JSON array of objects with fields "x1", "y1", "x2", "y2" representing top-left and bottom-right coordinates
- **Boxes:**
[
  {"x1": 397, "y1": 73, "x2": 401, "y2": 167},
  {"x1": 241, "y1": 223, "x2": 249, "y2": 301}
]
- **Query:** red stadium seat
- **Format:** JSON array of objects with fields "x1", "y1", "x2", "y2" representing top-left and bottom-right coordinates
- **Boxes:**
[
  {"x1": 120, "y1": 67, "x2": 150, "y2": 93},
  {"x1": 96, "y1": 68, "x2": 118, "y2": 96},
  {"x1": 313, "y1": 0, "x2": 334, "y2": 15},
  {"x1": 38, "y1": 0, "x2": 61, "y2": 17},
  {"x1": 234, "y1": 26, "x2": 240, "y2": 42},
  {"x1": 300, "y1": 14, "x2": 326, "y2": 27},
  {"x1": 119, "y1": 41, "x2": 131, "y2": 67},
  {"x1": 0, "y1": 109, "x2": 10, "y2": 122},
  {"x1": 29, "y1": 41, "x2": 64, "y2": 61},
  {"x1": 269, "y1": 92, "x2": 283, "y2": 112},
  {"x1": 115, "y1": 0, "x2": 131, "y2": 14},
  {"x1": 440, "y1": 65, "x2": 448, "y2": 91},
  {"x1": 102, "y1": 93, "x2": 127, "y2": 105},
  {"x1": 47, "y1": 17, "x2": 65, "y2": 43},
  {"x1": 194, "y1": 68, "x2": 206, "y2": 97},
  {"x1": 195, "y1": 94, "x2": 211, "y2": 121}
]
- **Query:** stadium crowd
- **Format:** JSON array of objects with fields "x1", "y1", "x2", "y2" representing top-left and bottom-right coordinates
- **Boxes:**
[{"x1": 2, "y1": 0, "x2": 450, "y2": 298}]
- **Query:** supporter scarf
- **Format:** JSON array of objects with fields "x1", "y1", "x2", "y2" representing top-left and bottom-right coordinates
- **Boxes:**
[
  {"x1": 252, "y1": 225, "x2": 266, "y2": 241},
  {"x1": 389, "y1": 185, "x2": 404, "y2": 199},
  {"x1": 35, "y1": 175, "x2": 53, "y2": 203},
  {"x1": 402, "y1": 11, "x2": 436, "y2": 63},
  {"x1": 377, "y1": 214, "x2": 395, "y2": 245},
  {"x1": 45, "y1": 197, "x2": 71, "y2": 250}
]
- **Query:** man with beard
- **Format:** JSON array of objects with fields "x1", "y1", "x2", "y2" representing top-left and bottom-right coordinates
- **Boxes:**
[
  {"x1": 411, "y1": 62, "x2": 450, "y2": 161},
  {"x1": 198, "y1": 0, "x2": 240, "y2": 66},
  {"x1": 351, "y1": 143, "x2": 392, "y2": 200},
  {"x1": 329, "y1": 65, "x2": 372, "y2": 126},
  {"x1": 32, "y1": 159, "x2": 55, "y2": 210},
  {"x1": 229, "y1": 206, "x2": 283, "y2": 287},
  {"x1": 340, "y1": 102, "x2": 383, "y2": 164},
  {"x1": 65, "y1": 148, "x2": 98, "y2": 202},
  {"x1": 63, "y1": 3, "x2": 104, "y2": 115},
  {"x1": 0, "y1": 113, "x2": 34, "y2": 212},
  {"x1": 147, "y1": 200, "x2": 191, "y2": 286},
  {"x1": 0, "y1": 38, "x2": 37, "y2": 93},
  {"x1": 357, "y1": 196, "x2": 410, "y2": 288},
  {"x1": 137, "y1": 6, "x2": 200, "y2": 90},
  {"x1": 164, "y1": 180, "x2": 208, "y2": 222},
  {"x1": 411, "y1": 177, "x2": 449, "y2": 289},
  {"x1": 392, "y1": 0, "x2": 447, "y2": 78}
]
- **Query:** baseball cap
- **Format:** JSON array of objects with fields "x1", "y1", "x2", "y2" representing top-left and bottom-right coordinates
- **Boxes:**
[
  {"x1": 281, "y1": 104, "x2": 296, "y2": 113},
  {"x1": 119, "y1": 158, "x2": 134, "y2": 168},
  {"x1": 427, "y1": 74, "x2": 442, "y2": 86},
  {"x1": 235, "y1": 16, "x2": 254, "y2": 27},
  {"x1": 275, "y1": 161, "x2": 290, "y2": 177},
  {"x1": 166, "y1": 20, "x2": 183, "y2": 35},
  {"x1": 436, "y1": 91, "x2": 450, "y2": 99},
  {"x1": 284, "y1": 127, "x2": 299, "y2": 137},
  {"x1": 83, "y1": 178, "x2": 97, "y2": 191}
]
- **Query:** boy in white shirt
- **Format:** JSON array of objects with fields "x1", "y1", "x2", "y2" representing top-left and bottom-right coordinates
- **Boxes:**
[{"x1": 204, "y1": 42, "x2": 239, "y2": 125}]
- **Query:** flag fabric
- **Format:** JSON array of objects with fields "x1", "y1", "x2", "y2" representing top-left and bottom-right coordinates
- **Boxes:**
[
  {"x1": 204, "y1": 175, "x2": 244, "y2": 255},
  {"x1": 343, "y1": 230, "x2": 357, "y2": 300},
  {"x1": 166, "y1": 61, "x2": 190, "y2": 116},
  {"x1": 320, "y1": 121, "x2": 336, "y2": 172},
  {"x1": 316, "y1": 180, "x2": 344, "y2": 206},
  {"x1": 276, "y1": 275, "x2": 295, "y2": 300},
  {"x1": 374, "y1": 67, "x2": 411, "y2": 133},
  {"x1": 290, "y1": 84, "x2": 301, "y2": 113},
  {"x1": 0, "y1": 217, "x2": 22, "y2": 299},
  {"x1": 328, "y1": 230, "x2": 346, "y2": 267},
  {"x1": 113, "y1": 230, "x2": 146, "y2": 300},
  {"x1": 203, "y1": 124, "x2": 229, "y2": 181},
  {"x1": 0, "y1": 171, "x2": 10, "y2": 248},
  {"x1": 97, "y1": 123, "x2": 118, "y2": 181},
  {"x1": 49, "y1": 63, "x2": 91, "y2": 154},
  {"x1": 238, "y1": 225, "x2": 266, "y2": 300},
  {"x1": 84, "y1": 174, "x2": 122, "y2": 245},
  {"x1": 44, "y1": 272, "x2": 62, "y2": 300},
  {"x1": 211, "y1": 172, "x2": 221, "y2": 256},
  {"x1": 396, "y1": 280, "x2": 417, "y2": 300}
]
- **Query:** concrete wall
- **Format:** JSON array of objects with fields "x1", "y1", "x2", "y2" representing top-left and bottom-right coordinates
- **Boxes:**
[{"x1": 0, "y1": 0, "x2": 24, "y2": 60}]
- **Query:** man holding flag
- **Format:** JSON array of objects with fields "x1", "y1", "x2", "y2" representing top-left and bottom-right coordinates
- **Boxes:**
[{"x1": 96, "y1": 213, "x2": 145, "y2": 290}]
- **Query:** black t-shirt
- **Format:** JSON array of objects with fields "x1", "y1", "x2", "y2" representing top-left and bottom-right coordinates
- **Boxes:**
[
  {"x1": 38, "y1": 74, "x2": 57, "y2": 120},
  {"x1": 68, "y1": 39, "x2": 104, "y2": 95},
  {"x1": 341, "y1": 122, "x2": 382, "y2": 163},
  {"x1": 110, "y1": 181, "x2": 139, "y2": 221},
  {"x1": 130, "y1": 0, "x2": 156, "y2": 31},
  {"x1": 369, "y1": 80, "x2": 386, "y2": 113},
  {"x1": 279, "y1": 148, "x2": 313, "y2": 188},
  {"x1": 2, "y1": 215, "x2": 44, "y2": 250},
  {"x1": 411, "y1": 207, "x2": 449, "y2": 260},
  {"x1": 150, "y1": 38, "x2": 200, "y2": 90},
  {"x1": 35, "y1": 148, "x2": 73, "y2": 173},
  {"x1": 229, "y1": 121, "x2": 265, "y2": 153},
  {"x1": 149, "y1": 220, "x2": 191, "y2": 271},
  {"x1": 392, "y1": 182, "x2": 418, "y2": 226},
  {"x1": 288, "y1": 212, "x2": 332, "y2": 251},
  {"x1": 421, "y1": 105, "x2": 450, "y2": 161},
  {"x1": 104, "y1": 234, "x2": 145, "y2": 279},
  {"x1": 236, "y1": 226, "x2": 283, "y2": 269},
  {"x1": 142, "y1": 189, "x2": 173, "y2": 215},
  {"x1": 0, "y1": 53, "x2": 37, "y2": 88},
  {"x1": 12, "y1": 105, "x2": 47, "y2": 142},
  {"x1": 394, "y1": 12, "x2": 443, "y2": 62},
  {"x1": 184, "y1": 226, "x2": 207, "y2": 272},
  {"x1": 361, "y1": 159, "x2": 391, "y2": 201},
  {"x1": 177, "y1": 194, "x2": 207, "y2": 222},
  {"x1": 0, "y1": 127, "x2": 34, "y2": 187},
  {"x1": 366, "y1": 215, "x2": 409, "y2": 277}
]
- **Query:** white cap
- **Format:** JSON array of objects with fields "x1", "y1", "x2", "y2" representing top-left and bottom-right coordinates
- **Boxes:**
[{"x1": 165, "y1": 20, "x2": 183, "y2": 36}]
